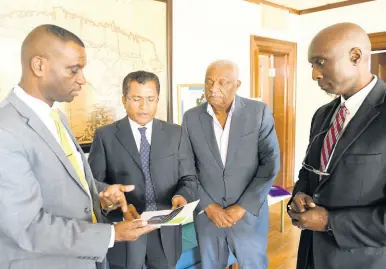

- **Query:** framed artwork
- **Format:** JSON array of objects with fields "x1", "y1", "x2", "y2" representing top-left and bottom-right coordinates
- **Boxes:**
[
  {"x1": 0, "y1": 0, "x2": 173, "y2": 153},
  {"x1": 177, "y1": 84, "x2": 206, "y2": 124}
]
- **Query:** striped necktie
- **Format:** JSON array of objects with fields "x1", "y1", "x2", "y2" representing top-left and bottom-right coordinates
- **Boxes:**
[{"x1": 320, "y1": 104, "x2": 348, "y2": 173}]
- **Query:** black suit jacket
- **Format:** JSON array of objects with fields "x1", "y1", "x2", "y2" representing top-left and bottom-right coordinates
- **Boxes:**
[
  {"x1": 88, "y1": 117, "x2": 196, "y2": 268},
  {"x1": 292, "y1": 78, "x2": 386, "y2": 269}
]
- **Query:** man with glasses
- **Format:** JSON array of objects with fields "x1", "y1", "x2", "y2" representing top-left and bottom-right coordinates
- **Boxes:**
[
  {"x1": 288, "y1": 22, "x2": 386, "y2": 269},
  {"x1": 88, "y1": 71, "x2": 196, "y2": 269},
  {"x1": 179, "y1": 60, "x2": 280, "y2": 269}
]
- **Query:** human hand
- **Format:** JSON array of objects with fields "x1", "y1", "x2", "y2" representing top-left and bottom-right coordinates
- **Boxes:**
[
  {"x1": 99, "y1": 184, "x2": 134, "y2": 213},
  {"x1": 205, "y1": 203, "x2": 234, "y2": 228}
]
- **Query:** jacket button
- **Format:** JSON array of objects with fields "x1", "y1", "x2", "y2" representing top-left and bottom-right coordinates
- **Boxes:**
[
  {"x1": 314, "y1": 193, "x2": 320, "y2": 198},
  {"x1": 84, "y1": 207, "x2": 91, "y2": 213}
]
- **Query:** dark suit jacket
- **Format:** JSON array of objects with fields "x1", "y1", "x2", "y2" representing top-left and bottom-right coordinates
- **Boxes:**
[
  {"x1": 179, "y1": 95, "x2": 280, "y2": 236},
  {"x1": 292, "y1": 78, "x2": 386, "y2": 269},
  {"x1": 88, "y1": 117, "x2": 196, "y2": 268}
]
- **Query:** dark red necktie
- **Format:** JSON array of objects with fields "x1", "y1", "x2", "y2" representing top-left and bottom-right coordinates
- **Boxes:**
[{"x1": 320, "y1": 104, "x2": 348, "y2": 172}]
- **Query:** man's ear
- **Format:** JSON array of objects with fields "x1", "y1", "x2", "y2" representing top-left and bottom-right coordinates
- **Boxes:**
[
  {"x1": 121, "y1": 95, "x2": 127, "y2": 106},
  {"x1": 31, "y1": 56, "x2": 45, "y2": 77},
  {"x1": 350, "y1": 47, "x2": 362, "y2": 65},
  {"x1": 236, "y1": 80, "x2": 241, "y2": 90}
]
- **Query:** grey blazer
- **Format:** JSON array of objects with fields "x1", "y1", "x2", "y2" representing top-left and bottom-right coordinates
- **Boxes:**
[
  {"x1": 88, "y1": 117, "x2": 197, "y2": 268},
  {"x1": 179, "y1": 95, "x2": 280, "y2": 235},
  {"x1": 0, "y1": 91, "x2": 111, "y2": 269}
]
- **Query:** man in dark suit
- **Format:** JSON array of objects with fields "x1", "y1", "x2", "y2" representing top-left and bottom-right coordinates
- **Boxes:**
[
  {"x1": 178, "y1": 60, "x2": 280, "y2": 269},
  {"x1": 88, "y1": 71, "x2": 196, "y2": 269},
  {"x1": 288, "y1": 23, "x2": 386, "y2": 269}
]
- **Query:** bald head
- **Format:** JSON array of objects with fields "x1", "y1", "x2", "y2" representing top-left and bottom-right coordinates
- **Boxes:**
[
  {"x1": 308, "y1": 23, "x2": 373, "y2": 99},
  {"x1": 206, "y1": 60, "x2": 240, "y2": 80},
  {"x1": 19, "y1": 24, "x2": 87, "y2": 106},
  {"x1": 309, "y1": 22, "x2": 371, "y2": 64},
  {"x1": 21, "y1": 24, "x2": 84, "y2": 66}
]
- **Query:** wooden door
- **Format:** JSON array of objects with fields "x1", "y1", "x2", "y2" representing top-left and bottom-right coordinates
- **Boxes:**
[
  {"x1": 250, "y1": 36, "x2": 296, "y2": 189},
  {"x1": 371, "y1": 52, "x2": 386, "y2": 81}
]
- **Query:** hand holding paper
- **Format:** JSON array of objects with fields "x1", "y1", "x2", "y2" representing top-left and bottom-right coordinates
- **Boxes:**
[
  {"x1": 141, "y1": 200, "x2": 200, "y2": 226},
  {"x1": 123, "y1": 204, "x2": 140, "y2": 221}
]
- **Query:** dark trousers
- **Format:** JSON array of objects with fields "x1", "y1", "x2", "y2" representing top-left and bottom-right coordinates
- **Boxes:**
[{"x1": 109, "y1": 230, "x2": 174, "y2": 269}]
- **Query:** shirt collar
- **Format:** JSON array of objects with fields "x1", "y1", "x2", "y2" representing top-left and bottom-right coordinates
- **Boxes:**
[
  {"x1": 13, "y1": 85, "x2": 53, "y2": 117},
  {"x1": 128, "y1": 116, "x2": 153, "y2": 133},
  {"x1": 340, "y1": 76, "x2": 378, "y2": 112},
  {"x1": 207, "y1": 98, "x2": 236, "y2": 118}
]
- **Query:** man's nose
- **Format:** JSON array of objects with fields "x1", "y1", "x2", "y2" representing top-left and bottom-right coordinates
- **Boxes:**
[
  {"x1": 312, "y1": 67, "x2": 322, "y2": 81},
  {"x1": 77, "y1": 70, "x2": 87, "y2": 85}
]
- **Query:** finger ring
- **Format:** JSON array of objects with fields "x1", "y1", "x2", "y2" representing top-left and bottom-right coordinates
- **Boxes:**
[{"x1": 108, "y1": 204, "x2": 114, "y2": 208}]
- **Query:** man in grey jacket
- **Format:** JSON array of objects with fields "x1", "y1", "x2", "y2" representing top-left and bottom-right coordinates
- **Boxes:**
[
  {"x1": 0, "y1": 24, "x2": 155, "y2": 269},
  {"x1": 179, "y1": 60, "x2": 280, "y2": 269}
]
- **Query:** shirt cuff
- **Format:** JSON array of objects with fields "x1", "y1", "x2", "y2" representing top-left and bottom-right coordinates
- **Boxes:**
[{"x1": 109, "y1": 225, "x2": 115, "y2": 248}]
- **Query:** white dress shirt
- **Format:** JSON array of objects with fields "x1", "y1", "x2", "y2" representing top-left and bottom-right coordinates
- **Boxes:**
[
  {"x1": 128, "y1": 117, "x2": 153, "y2": 150},
  {"x1": 207, "y1": 100, "x2": 236, "y2": 166},
  {"x1": 14, "y1": 86, "x2": 115, "y2": 248},
  {"x1": 325, "y1": 76, "x2": 377, "y2": 170}
]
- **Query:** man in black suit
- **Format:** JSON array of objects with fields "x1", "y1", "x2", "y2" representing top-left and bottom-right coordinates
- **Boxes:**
[
  {"x1": 288, "y1": 22, "x2": 386, "y2": 269},
  {"x1": 88, "y1": 71, "x2": 196, "y2": 269}
]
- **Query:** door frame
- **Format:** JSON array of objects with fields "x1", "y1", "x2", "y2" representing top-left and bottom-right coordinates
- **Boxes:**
[
  {"x1": 250, "y1": 36, "x2": 297, "y2": 189},
  {"x1": 369, "y1": 32, "x2": 386, "y2": 50}
]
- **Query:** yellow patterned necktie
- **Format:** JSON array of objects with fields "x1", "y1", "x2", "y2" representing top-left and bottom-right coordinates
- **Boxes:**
[{"x1": 50, "y1": 109, "x2": 97, "y2": 223}]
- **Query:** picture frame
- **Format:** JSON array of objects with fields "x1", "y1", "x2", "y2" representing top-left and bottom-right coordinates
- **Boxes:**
[
  {"x1": 177, "y1": 84, "x2": 206, "y2": 124},
  {"x1": 78, "y1": 0, "x2": 173, "y2": 153},
  {"x1": 0, "y1": 0, "x2": 173, "y2": 154}
]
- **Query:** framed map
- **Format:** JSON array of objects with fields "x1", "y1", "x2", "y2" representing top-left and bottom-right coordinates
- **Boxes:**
[
  {"x1": 177, "y1": 84, "x2": 206, "y2": 124},
  {"x1": 0, "y1": 0, "x2": 172, "y2": 152}
]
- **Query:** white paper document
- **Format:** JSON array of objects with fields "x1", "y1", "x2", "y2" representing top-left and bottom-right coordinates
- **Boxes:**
[{"x1": 141, "y1": 200, "x2": 199, "y2": 226}]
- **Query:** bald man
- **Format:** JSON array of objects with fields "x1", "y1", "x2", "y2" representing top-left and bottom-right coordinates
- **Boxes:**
[
  {"x1": 179, "y1": 60, "x2": 280, "y2": 269},
  {"x1": 0, "y1": 24, "x2": 156, "y2": 269},
  {"x1": 288, "y1": 23, "x2": 386, "y2": 269}
]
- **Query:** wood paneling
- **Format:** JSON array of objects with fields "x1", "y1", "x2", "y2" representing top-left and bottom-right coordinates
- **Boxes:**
[
  {"x1": 244, "y1": 0, "x2": 299, "y2": 14},
  {"x1": 166, "y1": 0, "x2": 173, "y2": 122},
  {"x1": 369, "y1": 32, "x2": 386, "y2": 51},
  {"x1": 244, "y1": 0, "x2": 375, "y2": 16},
  {"x1": 371, "y1": 53, "x2": 386, "y2": 81},
  {"x1": 299, "y1": 0, "x2": 375, "y2": 15},
  {"x1": 251, "y1": 36, "x2": 297, "y2": 189},
  {"x1": 273, "y1": 55, "x2": 287, "y2": 187}
]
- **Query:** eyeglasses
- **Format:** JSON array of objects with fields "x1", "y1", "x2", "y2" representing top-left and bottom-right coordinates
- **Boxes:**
[{"x1": 301, "y1": 129, "x2": 330, "y2": 177}]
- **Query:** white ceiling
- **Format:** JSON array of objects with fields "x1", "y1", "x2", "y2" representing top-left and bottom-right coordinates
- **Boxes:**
[{"x1": 265, "y1": 0, "x2": 350, "y2": 10}]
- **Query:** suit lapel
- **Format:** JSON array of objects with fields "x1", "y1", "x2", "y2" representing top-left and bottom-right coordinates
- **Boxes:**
[
  {"x1": 60, "y1": 113, "x2": 93, "y2": 195},
  {"x1": 319, "y1": 82, "x2": 386, "y2": 187},
  {"x1": 150, "y1": 119, "x2": 166, "y2": 161},
  {"x1": 8, "y1": 92, "x2": 86, "y2": 192},
  {"x1": 115, "y1": 117, "x2": 142, "y2": 169},
  {"x1": 308, "y1": 99, "x2": 340, "y2": 170},
  {"x1": 199, "y1": 105, "x2": 224, "y2": 170},
  {"x1": 225, "y1": 96, "x2": 245, "y2": 166}
]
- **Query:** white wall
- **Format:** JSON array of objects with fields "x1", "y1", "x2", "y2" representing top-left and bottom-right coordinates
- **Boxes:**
[
  {"x1": 172, "y1": 0, "x2": 300, "y2": 122},
  {"x1": 293, "y1": 0, "x2": 386, "y2": 180}
]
